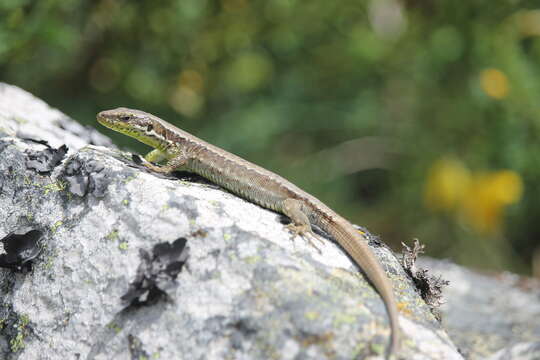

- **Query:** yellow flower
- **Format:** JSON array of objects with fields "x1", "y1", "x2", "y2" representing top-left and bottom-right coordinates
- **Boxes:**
[
  {"x1": 424, "y1": 157, "x2": 471, "y2": 211},
  {"x1": 460, "y1": 171, "x2": 523, "y2": 234},
  {"x1": 480, "y1": 68, "x2": 509, "y2": 99},
  {"x1": 425, "y1": 157, "x2": 523, "y2": 234}
]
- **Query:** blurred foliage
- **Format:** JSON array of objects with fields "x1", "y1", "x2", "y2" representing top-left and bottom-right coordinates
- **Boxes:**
[{"x1": 1, "y1": 0, "x2": 540, "y2": 275}]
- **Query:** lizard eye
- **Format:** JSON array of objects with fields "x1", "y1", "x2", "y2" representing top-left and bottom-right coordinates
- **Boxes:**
[
  {"x1": 147, "y1": 124, "x2": 153, "y2": 132},
  {"x1": 120, "y1": 116, "x2": 131, "y2": 122}
]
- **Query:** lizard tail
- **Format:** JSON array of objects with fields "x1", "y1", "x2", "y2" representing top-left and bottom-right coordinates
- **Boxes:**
[{"x1": 318, "y1": 216, "x2": 400, "y2": 358}]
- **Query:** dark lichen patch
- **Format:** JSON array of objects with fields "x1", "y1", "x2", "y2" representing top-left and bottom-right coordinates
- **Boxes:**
[
  {"x1": 9, "y1": 314, "x2": 29, "y2": 353},
  {"x1": 0, "y1": 307, "x2": 32, "y2": 355},
  {"x1": 401, "y1": 239, "x2": 449, "y2": 321},
  {"x1": 131, "y1": 154, "x2": 144, "y2": 166},
  {"x1": 352, "y1": 224, "x2": 385, "y2": 248},
  {"x1": 24, "y1": 140, "x2": 68, "y2": 175},
  {"x1": 21, "y1": 138, "x2": 48, "y2": 146},
  {"x1": 121, "y1": 237, "x2": 189, "y2": 306},
  {"x1": 127, "y1": 334, "x2": 150, "y2": 360},
  {"x1": 229, "y1": 318, "x2": 259, "y2": 350},
  {"x1": 0, "y1": 229, "x2": 42, "y2": 272},
  {"x1": 62, "y1": 158, "x2": 109, "y2": 197}
]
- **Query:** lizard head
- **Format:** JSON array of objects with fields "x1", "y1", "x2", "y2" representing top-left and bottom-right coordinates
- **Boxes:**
[{"x1": 97, "y1": 107, "x2": 168, "y2": 150}]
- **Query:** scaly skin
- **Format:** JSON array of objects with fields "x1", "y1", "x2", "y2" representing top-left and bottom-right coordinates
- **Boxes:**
[{"x1": 97, "y1": 108, "x2": 401, "y2": 357}]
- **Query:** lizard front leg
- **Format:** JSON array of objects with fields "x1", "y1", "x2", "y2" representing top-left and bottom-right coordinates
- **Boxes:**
[
  {"x1": 144, "y1": 149, "x2": 167, "y2": 163},
  {"x1": 143, "y1": 153, "x2": 189, "y2": 174},
  {"x1": 281, "y1": 198, "x2": 325, "y2": 253}
]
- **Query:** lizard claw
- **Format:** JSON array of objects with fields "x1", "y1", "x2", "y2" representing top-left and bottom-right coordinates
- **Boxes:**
[
  {"x1": 286, "y1": 224, "x2": 323, "y2": 254},
  {"x1": 143, "y1": 161, "x2": 172, "y2": 174}
]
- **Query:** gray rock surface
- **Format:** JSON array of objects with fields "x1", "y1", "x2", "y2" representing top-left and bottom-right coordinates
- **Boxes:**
[
  {"x1": 488, "y1": 341, "x2": 540, "y2": 360},
  {"x1": 419, "y1": 258, "x2": 540, "y2": 360},
  {"x1": 0, "y1": 83, "x2": 462, "y2": 359},
  {"x1": 487, "y1": 342, "x2": 540, "y2": 360},
  {"x1": 0, "y1": 84, "x2": 111, "y2": 150}
]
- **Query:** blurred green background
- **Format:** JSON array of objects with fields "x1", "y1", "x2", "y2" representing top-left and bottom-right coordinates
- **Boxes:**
[{"x1": 1, "y1": 0, "x2": 539, "y2": 276}]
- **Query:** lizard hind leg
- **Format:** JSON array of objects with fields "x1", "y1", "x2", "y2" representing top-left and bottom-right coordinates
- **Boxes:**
[{"x1": 281, "y1": 198, "x2": 325, "y2": 253}]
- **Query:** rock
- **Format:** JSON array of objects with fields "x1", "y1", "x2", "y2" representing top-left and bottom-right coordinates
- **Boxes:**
[
  {"x1": 418, "y1": 258, "x2": 540, "y2": 360},
  {"x1": 0, "y1": 83, "x2": 112, "y2": 150},
  {"x1": 0, "y1": 83, "x2": 461, "y2": 359},
  {"x1": 486, "y1": 342, "x2": 540, "y2": 360}
]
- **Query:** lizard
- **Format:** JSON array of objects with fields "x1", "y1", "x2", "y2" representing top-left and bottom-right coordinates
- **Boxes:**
[{"x1": 97, "y1": 107, "x2": 401, "y2": 358}]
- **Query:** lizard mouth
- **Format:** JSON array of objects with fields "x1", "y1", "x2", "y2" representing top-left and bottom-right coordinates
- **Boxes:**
[
  {"x1": 97, "y1": 112, "x2": 133, "y2": 133},
  {"x1": 96, "y1": 111, "x2": 116, "y2": 128}
]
